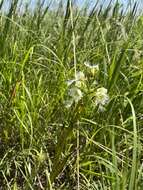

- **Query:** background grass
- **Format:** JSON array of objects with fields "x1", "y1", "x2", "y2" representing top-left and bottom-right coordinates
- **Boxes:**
[{"x1": 0, "y1": 0, "x2": 143, "y2": 189}]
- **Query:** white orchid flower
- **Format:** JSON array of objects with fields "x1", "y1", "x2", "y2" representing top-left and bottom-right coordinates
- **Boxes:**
[
  {"x1": 69, "y1": 87, "x2": 83, "y2": 103},
  {"x1": 95, "y1": 87, "x2": 109, "y2": 106},
  {"x1": 84, "y1": 61, "x2": 99, "y2": 76}
]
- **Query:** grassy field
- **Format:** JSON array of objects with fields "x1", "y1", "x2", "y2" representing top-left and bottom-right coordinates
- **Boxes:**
[{"x1": 0, "y1": 0, "x2": 143, "y2": 189}]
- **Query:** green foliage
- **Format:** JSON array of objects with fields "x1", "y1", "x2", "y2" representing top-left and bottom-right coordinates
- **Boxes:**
[{"x1": 0, "y1": 0, "x2": 143, "y2": 189}]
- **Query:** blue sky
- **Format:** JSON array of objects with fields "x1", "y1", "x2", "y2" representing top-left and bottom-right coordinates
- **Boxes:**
[
  {"x1": 77, "y1": 0, "x2": 142, "y2": 9},
  {"x1": 1, "y1": 0, "x2": 143, "y2": 12}
]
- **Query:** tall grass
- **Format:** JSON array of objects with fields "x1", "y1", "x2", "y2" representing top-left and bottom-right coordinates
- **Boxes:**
[{"x1": 0, "y1": 0, "x2": 143, "y2": 189}]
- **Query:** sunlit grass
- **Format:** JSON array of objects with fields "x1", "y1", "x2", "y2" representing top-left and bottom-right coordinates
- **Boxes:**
[{"x1": 0, "y1": 0, "x2": 143, "y2": 189}]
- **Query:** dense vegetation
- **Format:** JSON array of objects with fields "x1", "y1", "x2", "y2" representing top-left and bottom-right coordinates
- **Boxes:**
[{"x1": 0, "y1": 0, "x2": 143, "y2": 189}]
